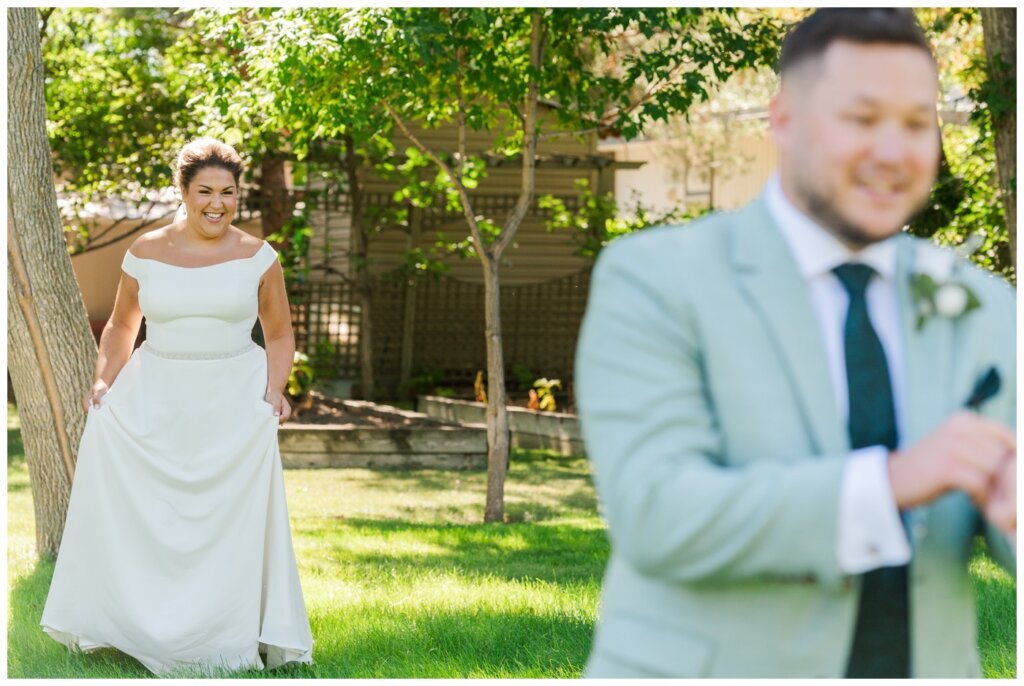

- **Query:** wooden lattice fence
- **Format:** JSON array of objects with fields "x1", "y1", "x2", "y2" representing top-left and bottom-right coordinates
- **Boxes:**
[
  {"x1": 289, "y1": 268, "x2": 592, "y2": 390},
  {"x1": 288, "y1": 281, "x2": 362, "y2": 379},
  {"x1": 285, "y1": 180, "x2": 595, "y2": 393}
]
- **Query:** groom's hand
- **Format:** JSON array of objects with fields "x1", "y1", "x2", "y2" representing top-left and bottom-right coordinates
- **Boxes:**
[
  {"x1": 887, "y1": 411, "x2": 1016, "y2": 511},
  {"x1": 984, "y1": 456, "x2": 1016, "y2": 537}
]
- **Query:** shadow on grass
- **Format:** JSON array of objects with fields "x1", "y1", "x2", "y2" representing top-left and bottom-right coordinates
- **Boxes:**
[
  {"x1": 238, "y1": 605, "x2": 592, "y2": 678},
  {"x1": 11, "y1": 553, "x2": 593, "y2": 679},
  {"x1": 504, "y1": 499, "x2": 598, "y2": 524},
  {"x1": 331, "y1": 453, "x2": 599, "y2": 522},
  {"x1": 300, "y1": 517, "x2": 610, "y2": 586},
  {"x1": 350, "y1": 450, "x2": 591, "y2": 486}
]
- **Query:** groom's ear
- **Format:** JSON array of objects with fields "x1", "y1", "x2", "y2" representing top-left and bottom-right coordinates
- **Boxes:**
[{"x1": 768, "y1": 91, "x2": 793, "y2": 149}]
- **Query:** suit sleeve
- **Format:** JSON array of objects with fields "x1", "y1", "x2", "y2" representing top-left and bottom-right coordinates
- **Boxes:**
[
  {"x1": 983, "y1": 529, "x2": 1016, "y2": 574},
  {"x1": 576, "y1": 237, "x2": 848, "y2": 588},
  {"x1": 979, "y1": 282, "x2": 1017, "y2": 575}
]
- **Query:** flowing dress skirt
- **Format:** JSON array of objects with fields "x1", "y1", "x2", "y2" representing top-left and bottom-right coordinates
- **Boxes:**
[{"x1": 41, "y1": 343, "x2": 314, "y2": 675}]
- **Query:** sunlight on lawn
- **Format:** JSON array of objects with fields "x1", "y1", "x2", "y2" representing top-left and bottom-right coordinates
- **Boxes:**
[
  {"x1": 7, "y1": 403, "x2": 605, "y2": 678},
  {"x1": 6, "y1": 402, "x2": 1015, "y2": 678}
]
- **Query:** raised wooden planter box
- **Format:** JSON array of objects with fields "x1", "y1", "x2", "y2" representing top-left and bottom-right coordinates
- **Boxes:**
[
  {"x1": 417, "y1": 396, "x2": 583, "y2": 455},
  {"x1": 279, "y1": 400, "x2": 487, "y2": 470}
]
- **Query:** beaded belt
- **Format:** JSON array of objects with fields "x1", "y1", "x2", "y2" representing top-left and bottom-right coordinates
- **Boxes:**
[{"x1": 140, "y1": 341, "x2": 257, "y2": 360}]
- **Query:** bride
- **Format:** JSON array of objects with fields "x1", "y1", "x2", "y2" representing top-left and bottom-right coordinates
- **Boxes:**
[{"x1": 40, "y1": 137, "x2": 314, "y2": 675}]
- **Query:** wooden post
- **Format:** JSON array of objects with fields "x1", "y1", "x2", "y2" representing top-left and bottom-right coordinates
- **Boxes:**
[{"x1": 398, "y1": 203, "x2": 423, "y2": 400}]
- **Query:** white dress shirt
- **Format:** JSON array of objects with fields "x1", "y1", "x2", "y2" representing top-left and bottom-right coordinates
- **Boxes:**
[{"x1": 763, "y1": 174, "x2": 912, "y2": 574}]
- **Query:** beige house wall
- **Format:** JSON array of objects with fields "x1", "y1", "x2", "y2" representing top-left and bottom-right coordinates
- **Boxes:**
[
  {"x1": 602, "y1": 108, "x2": 968, "y2": 217},
  {"x1": 312, "y1": 112, "x2": 603, "y2": 287},
  {"x1": 359, "y1": 163, "x2": 597, "y2": 287},
  {"x1": 599, "y1": 131, "x2": 779, "y2": 216}
]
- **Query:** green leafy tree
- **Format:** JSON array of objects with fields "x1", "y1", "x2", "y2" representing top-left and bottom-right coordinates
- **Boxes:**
[
  {"x1": 587, "y1": 9, "x2": 1014, "y2": 282},
  {"x1": 350, "y1": 8, "x2": 780, "y2": 522},
  {"x1": 193, "y1": 7, "x2": 783, "y2": 522},
  {"x1": 44, "y1": 8, "x2": 301, "y2": 255},
  {"x1": 192, "y1": 8, "x2": 406, "y2": 402},
  {"x1": 42, "y1": 8, "x2": 199, "y2": 253},
  {"x1": 541, "y1": 179, "x2": 708, "y2": 258},
  {"x1": 920, "y1": 9, "x2": 1014, "y2": 280}
]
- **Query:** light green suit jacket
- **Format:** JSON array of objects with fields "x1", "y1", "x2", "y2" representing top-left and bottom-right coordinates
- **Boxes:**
[{"x1": 575, "y1": 198, "x2": 1015, "y2": 678}]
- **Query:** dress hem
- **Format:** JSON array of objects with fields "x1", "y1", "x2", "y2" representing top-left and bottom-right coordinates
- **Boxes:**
[{"x1": 41, "y1": 623, "x2": 312, "y2": 676}]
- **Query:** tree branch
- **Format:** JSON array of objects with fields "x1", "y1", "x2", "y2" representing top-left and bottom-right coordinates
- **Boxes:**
[
  {"x1": 38, "y1": 7, "x2": 56, "y2": 41},
  {"x1": 494, "y1": 12, "x2": 547, "y2": 259},
  {"x1": 383, "y1": 100, "x2": 487, "y2": 258},
  {"x1": 75, "y1": 209, "x2": 175, "y2": 254},
  {"x1": 82, "y1": 196, "x2": 162, "y2": 243},
  {"x1": 604, "y1": 59, "x2": 689, "y2": 125},
  {"x1": 384, "y1": 102, "x2": 458, "y2": 188},
  {"x1": 87, "y1": 215, "x2": 129, "y2": 242},
  {"x1": 306, "y1": 261, "x2": 356, "y2": 286}
]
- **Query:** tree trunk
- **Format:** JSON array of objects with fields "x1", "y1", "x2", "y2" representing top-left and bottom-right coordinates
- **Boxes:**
[
  {"x1": 481, "y1": 12, "x2": 547, "y2": 522},
  {"x1": 980, "y1": 8, "x2": 1016, "y2": 272},
  {"x1": 8, "y1": 7, "x2": 98, "y2": 557},
  {"x1": 344, "y1": 135, "x2": 375, "y2": 401},
  {"x1": 482, "y1": 256, "x2": 511, "y2": 523},
  {"x1": 259, "y1": 156, "x2": 294, "y2": 239},
  {"x1": 382, "y1": 13, "x2": 546, "y2": 522}
]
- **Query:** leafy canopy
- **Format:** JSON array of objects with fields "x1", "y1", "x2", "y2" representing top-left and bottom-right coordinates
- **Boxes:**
[{"x1": 43, "y1": 8, "x2": 204, "y2": 251}]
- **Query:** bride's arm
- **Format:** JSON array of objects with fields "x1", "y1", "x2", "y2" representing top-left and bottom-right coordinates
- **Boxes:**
[
  {"x1": 257, "y1": 259, "x2": 295, "y2": 419},
  {"x1": 88, "y1": 272, "x2": 143, "y2": 408}
]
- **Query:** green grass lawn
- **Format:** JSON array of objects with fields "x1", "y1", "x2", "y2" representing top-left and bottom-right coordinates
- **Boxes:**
[
  {"x1": 7, "y1": 403, "x2": 605, "y2": 678},
  {"x1": 7, "y1": 403, "x2": 1016, "y2": 678}
]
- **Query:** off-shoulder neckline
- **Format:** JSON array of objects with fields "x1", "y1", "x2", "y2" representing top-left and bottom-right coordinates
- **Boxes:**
[{"x1": 125, "y1": 241, "x2": 270, "y2": 270}]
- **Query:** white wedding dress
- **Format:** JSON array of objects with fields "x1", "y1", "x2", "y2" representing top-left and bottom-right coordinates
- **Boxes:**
[{"x1": 41, "y1": 242, "x2": 314, "y2": 676}]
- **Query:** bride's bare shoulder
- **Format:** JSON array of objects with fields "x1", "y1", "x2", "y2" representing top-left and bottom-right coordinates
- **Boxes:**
[
  {"x1": 128, "y1": 227, "x2": 174, "y2": 260},
  {"x1": 231, "y1": 227, "x2": 265, "y2": 257}
]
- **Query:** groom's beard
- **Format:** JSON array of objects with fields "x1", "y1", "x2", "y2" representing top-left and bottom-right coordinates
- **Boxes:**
[{"x1": 800, "y1": 182, "x2": 930, "y2": 250}]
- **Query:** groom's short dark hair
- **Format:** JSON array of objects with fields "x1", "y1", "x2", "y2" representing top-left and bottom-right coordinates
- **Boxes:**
[{"x1": 778, "y1": 9, "x2": 934, "y2": 76}]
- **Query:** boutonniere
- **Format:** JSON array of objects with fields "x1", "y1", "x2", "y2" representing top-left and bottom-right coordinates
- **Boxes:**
[{"x1": 909, "y1": 234, "x2": 983, "y2": 330}]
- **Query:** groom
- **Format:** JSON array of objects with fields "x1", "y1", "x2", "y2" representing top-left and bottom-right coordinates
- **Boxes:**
[{"x1": 576, "y1": 8, "x2": 1015, "y2": 679}]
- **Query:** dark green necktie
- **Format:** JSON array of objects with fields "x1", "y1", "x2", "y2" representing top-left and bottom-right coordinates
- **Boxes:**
[{"x1": 833, "y1": 263, "x2": 909, "y2": 678}]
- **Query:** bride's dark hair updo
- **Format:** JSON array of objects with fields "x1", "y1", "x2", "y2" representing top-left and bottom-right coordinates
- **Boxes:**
[{"x1": 173, "y1": 137, "x2": 243, "y2": 191}]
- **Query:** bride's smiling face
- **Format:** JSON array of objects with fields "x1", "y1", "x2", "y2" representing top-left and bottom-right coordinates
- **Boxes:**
[{"x1": 182, "y1": 166, "x2": 238, "y2": 239}]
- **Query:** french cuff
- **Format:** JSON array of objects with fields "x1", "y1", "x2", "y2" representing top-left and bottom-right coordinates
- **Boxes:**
[{"x1": 836, "y1": 446, "x2": 912, "y2": 574}]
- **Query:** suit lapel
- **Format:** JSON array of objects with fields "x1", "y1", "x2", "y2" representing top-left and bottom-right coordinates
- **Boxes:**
[
  {"x1": 895, "y1": 235, "x2": 954, "y2": 445},
  {"x1": 729, "y1": 200, "x2": 848, "y2": 456}
]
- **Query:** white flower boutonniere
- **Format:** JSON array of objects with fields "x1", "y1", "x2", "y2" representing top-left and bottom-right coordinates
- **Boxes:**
[{"x1": 910, "y1": 234, "x2": 983, "y2": 330}]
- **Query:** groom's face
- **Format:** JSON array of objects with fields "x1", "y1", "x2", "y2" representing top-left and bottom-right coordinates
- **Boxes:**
[{"x1": 771, "y1": 40, "x2": 940, "y2": 249}]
